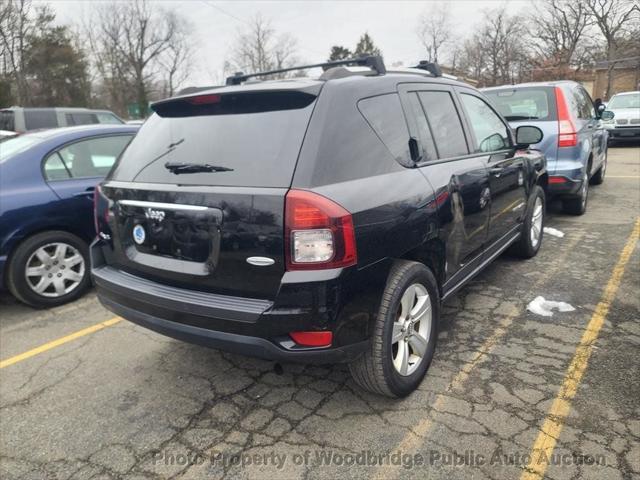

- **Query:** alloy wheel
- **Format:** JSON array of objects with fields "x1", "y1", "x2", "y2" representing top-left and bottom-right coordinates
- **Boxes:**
[
  {"x1": 391, "y1": 283, "x2": 433, "y2": 376},
  {"x1": 530, "y1": 197, "x2": 544, "y2": 248}
]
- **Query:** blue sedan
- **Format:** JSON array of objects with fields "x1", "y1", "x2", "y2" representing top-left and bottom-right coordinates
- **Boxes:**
[{"x1": 0, "y1": 124, "x2": 138, "y2": 308}]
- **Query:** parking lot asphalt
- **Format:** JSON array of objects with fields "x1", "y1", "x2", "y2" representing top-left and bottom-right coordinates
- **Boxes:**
[{"x1": 1, "y1": 146, "x2": 639, "y2": 480}]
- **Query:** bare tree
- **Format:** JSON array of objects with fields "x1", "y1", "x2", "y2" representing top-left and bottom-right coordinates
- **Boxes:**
[
  {"x1": 416, "y1": 2, "x2": 451, "y2": 63},
  {"x1": 586, "y1": 0, "x2": 637, "y2": 97},
  {"x1": 158, "y1": 12, "x2": 193, "y2": 97},
  {"x1": 0, "y1": 0, "x2": 33, "y2": 103},
  {"x1": 455, "y1": 7, "x2": 529, "y2": 87},
  {"x1": 86, "y1": 0, "x2": 192, "y2": 116},
  {"x1": 227, "y1": 14, "x2": 298, "y2": 77},
  {"x1": 533, "y1": 0, "x2": 593, "y2": 69}
]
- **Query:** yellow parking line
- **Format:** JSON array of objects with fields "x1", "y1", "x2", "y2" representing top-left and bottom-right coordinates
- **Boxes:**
[
  {"x1": 521, "y1": 218, "x2": 640, "y2": 480},
  {"x1": 0, "y1": 317, "x2": 121, "y2": 369},
  {"x1": 371, "y1": 230, "x2": 587, "y2": 480}
]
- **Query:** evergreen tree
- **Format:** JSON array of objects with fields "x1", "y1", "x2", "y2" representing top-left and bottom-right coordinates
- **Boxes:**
[
  {"x1": 354, "y1": 33, "x2": 382, "y2": 57},
  {"x1": 328, "y1": 45, "x2": 352, "y2": 61}
]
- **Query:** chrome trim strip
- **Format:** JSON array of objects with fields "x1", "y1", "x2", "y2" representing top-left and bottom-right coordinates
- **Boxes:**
[
  {"x1": 118, "y1": 199, "x2": 210, "y2": 211},
  {"x1": 246, "y1": 257, "x2": 276, "y2": 266}
]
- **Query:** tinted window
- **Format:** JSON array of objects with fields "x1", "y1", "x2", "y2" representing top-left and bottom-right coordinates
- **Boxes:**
[
  {"x1": 417, "y1": 91, "x2": 468, "y2": 158},
  {"x1": 405, "y1": 92, "x2": 438, "y2": 162},
  {"x1": 43, "y1": 153, "x2": 71, "y2": 180},
  {"x1": 56, "y1": 135, "x2": 133, "y2": 178},
  {"x1": 0, "y1": 110, "x2": 15, "y2": 131},
  {"x1": 110, "y1": 92, "x2": 316, "y2": 187},
  {"x1": 65, "y1": 113, "x2": 99, "y2": 126},
  {"x1": 358, "y1": 94, "x2": 410, "y2": 165},
  {"x1": 24, "y1": 109, "x2": 58, "y2": 130},
  {"x1": 484, "y1": 88, "x2": 555, "y2": 121},
  {"x1": 460, "y1": 94, "x2": 511, "y2": 153}
]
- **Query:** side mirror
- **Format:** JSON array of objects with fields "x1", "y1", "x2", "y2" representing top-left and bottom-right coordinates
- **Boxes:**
[
  {"x1": 408, "y1": 137, "x2": 421, "y2": 162},
  {"x1": 600, "y1": 110, "x2": 615, "y2": 121},
  {"x1": 515, "y1": 125, "x2": 543, "y2": 148}
]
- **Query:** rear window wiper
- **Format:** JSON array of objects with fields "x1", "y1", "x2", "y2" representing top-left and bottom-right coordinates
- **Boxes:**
[{"x1": 164, "y1": 162, "x2": 234, "y2": 174}]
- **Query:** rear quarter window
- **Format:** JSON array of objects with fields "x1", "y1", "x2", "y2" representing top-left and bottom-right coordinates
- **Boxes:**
[
  {"x1": 0, "y1": 110, "x2": 15, "y2": 131},
  {"x1": 358, "y1": 94, "x2": 411, "y2": 166}
]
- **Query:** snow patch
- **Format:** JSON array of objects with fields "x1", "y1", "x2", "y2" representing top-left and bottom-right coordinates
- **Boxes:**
[
  {"x1": 544, "y1": 227, "x2": 565, "y2": 238},
  {"x1": 527, "y1": 296, "x2": 576, "y2": 317}
]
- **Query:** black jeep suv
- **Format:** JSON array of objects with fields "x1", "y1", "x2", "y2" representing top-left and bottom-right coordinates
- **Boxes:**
[{"x1": 92, "y1": 56, "x2": 547, "y2": 397}]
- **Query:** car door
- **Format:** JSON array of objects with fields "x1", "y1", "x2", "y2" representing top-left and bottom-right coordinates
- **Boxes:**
[
  {"x1": 456, "y1": 87, "x2": 528, "y2": 248},
  {"x1": 43, "y1": 135, "x2": 134, "y2": 237},
  {"x1": 399, "y1": 83, "x2": 491, "y2": 283}
]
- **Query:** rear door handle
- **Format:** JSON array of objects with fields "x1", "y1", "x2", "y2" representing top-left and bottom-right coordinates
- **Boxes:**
[{"x1": 489, "y1": 167, "x2": 503, "y2": 177}]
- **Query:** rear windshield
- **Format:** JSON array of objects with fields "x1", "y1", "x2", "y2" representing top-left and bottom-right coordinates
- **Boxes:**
[
  {"x1": 484, "y1": 88, "x2": 556, "y2": 121},
  {"x1": 109, "y1": 91, "x2": 317, "y2": 187},
  {"x1": 608, "y1": 93, "x2": 640, "y2": 110}
]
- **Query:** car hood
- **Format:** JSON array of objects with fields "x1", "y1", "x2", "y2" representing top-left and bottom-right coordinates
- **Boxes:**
[{"x1": 609, "y1": 108, "x2": 639, "y2": 121}]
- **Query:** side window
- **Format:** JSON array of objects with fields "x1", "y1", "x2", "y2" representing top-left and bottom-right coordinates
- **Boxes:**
[
  {"x1": 358, "y1": 93, "x2": 411, "y2": 164},
  {"x1": 417, "y1": 91, "x2": 468, "y2": 158},
  {"x1": 578, "y1": 88, "x2": 595, "y2": 120},
  {"x1": 96, "y1": 113, "x2": 123, "y2": 124},
  {"x1": 405, "y1": 92, "x2": 438, "y2": 162},
  {"x1": 43, "y1": 153, "x2": 71, "y2": 181},
  {"x1": 53, "y1": 135, "x2": 133, "y2": 179},
  {"x1": 66, "y1": 113, "x2": 99, "y2": 126},
  {"x1": 460, "y1": 93, "x2": 511, "y2": 153},
  {"x1": 24, "y1": 110, "x2": 58, "y2": 130}
]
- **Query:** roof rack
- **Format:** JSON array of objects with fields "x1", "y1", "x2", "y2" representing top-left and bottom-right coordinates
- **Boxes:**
[
  {"x1": 412, "y1": 61, "x2": 443, "y2": 77},
  {"x1": 225, "y1": 55, "x2": 386, "y2": 85}
]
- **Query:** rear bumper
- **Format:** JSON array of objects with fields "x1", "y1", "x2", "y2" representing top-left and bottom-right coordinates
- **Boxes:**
[
  {"x1": 99, "y1": 296, "x2": 367, "y2": 363},
  {"x1": 91, "y1": 241, "x2": 377, "y2": 363},
  {"x1": 547, "y1": 176, "x2": 583, "y2": 197}
]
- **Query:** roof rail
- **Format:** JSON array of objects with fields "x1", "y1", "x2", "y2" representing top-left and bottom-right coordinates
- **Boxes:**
[
  {"x1": 225, "y1": 55, "x2": 386, "y2": 85},
  {"x1": 412, "y1": 61, "x2": 442, "y2": 77}
]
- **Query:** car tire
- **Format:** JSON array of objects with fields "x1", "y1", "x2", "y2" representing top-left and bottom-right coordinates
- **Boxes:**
[
  {"x1": 6, "y1": 231, "x2": 91, "y2": 309},
  {"x1": 590, "y1": 152, "x2": 607, "y2": 185},
  {"x1": 349, "y1": 260, "x2": 439, "y2": 398},
  {"x1": 562, "y1": 171, "x2": 589, "y2": 215},
  {"x1": 510, "y1": 185, "x2": 545, "y2": 258}
]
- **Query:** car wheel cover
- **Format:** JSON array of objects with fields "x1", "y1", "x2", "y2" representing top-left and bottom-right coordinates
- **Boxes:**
[
  {"x1": 530, "y1": 196, "x2": 544, "y2": 248},
  {"x1": 25, "y1": 242, "x2": 85, "y2": 298},
  {"x1": 391, "y1": 283, "x2": 432, "y2": 376}
]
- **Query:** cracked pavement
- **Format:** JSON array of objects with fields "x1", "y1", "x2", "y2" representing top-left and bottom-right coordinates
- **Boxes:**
[{"x1": 1, "y1": 145, "x2": 639, "y2": 480}]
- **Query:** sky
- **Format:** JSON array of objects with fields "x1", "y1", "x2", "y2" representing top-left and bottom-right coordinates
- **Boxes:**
[{"x1": 46, "y1": 0, "x2": 528, "y2": 87}]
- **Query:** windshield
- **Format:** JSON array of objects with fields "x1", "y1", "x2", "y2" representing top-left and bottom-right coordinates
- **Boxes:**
[
  {"x1": 484, "y1": 88, "x2": 556, "y2": 121},
  {"x1": 109, "y1": 91, "x2": 317, "y2": 187},
  {"x1": 0, "y1": 134, "x2": 44, "y2": 163},
  {"x1": 608, "y1": 93, "x2": 640, "y2": 110}
]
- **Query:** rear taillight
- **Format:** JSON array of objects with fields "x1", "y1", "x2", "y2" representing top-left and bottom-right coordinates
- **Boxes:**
[
  {"x1": 284, "y1": 189, "x2": 357, "y2": 271},
  {"x1": 555, "y1": 87, "x2": 577, "y2": 148}
]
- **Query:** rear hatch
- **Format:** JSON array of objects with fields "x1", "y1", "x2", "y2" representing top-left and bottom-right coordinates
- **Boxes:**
[
  {"x1": 100, "y1": 85, "x2": 320, "y2": 300},
  {"x1": 484, "y1": 86, "x2": 559, "y2": 168}
]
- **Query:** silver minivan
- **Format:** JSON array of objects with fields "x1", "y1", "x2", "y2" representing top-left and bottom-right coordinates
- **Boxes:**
[{"x1": 0, "y1": 107, "x2": 124, "y2": 133}]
